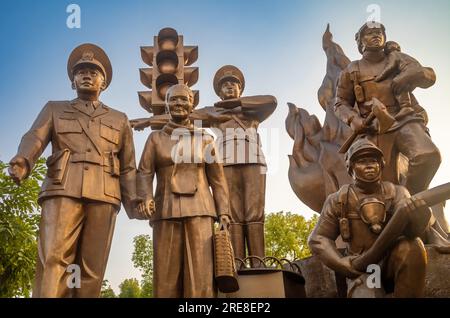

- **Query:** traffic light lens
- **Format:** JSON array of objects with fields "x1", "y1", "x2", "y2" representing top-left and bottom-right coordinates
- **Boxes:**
[
  {"x1": 156, "y1": 50, "x2": 179, "y2": 74},
  {"x1": 158, "y1": 27, "x2": 179, "y2": 50},
  {"x1": 156, "y1": 74, "x2": 178, "y2": 99}
]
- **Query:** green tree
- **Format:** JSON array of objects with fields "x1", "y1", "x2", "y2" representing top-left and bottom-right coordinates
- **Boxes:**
[
  {"x1": 0, "y1": 158, "x2": 46, "y2": 298},
  {"x1": 264, "y1": 212, "x2": 318, "y2": 261},
  {"x1": 132, "y1": 234, "x2": 153, "y2": 298},
  {"x1": 118, "y1": 278, "x2": 141, "y2": 298},
  {"x1": 100, "y1": 279, "x2": 116, "y2": 298},
  {"x1": 140, "y1": 279, "x2": 153, "y2": 298}
]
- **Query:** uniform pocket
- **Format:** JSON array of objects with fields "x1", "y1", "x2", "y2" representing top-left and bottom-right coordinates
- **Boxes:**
[
  {"x1": 100, "y1": 118, "x2": 121, "y2": 144},
  {"x1": 104, "y1": 172, "x2": 121, "y2": 200},
  {"x1": 46, "y1": 149, "x2": 71, "y2": 185},
  {"x1": 57, "y1": 118, "x2": 82, "y2": 134}
]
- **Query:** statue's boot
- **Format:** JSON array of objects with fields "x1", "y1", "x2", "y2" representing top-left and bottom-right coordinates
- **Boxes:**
[
  {"x1": 229, "y1": 223, "x2": 246, "y2": 261},
  {"x1": 431, "y1": 203, "x2": 450, "y2": 237},
  {"x1": 425, "y1": 225, "x2": 450, "y2": 254},
  {"x1": 246, "y1": 223, "x2": 265, "y2": 267},
  {"x1": 352, "y1": 205, "x2": 431, "y2": 272}
]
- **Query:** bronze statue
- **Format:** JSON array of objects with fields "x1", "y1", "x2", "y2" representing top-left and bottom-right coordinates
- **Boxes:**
[
  {"x1": 334, "y1": 22, "x2": 439, "y2": 194},
  {"x1": 193, "y1": 65, "x2": 277, "y2": 262},
  {"x1": 8, "y1": 43, "x2": 137, "y2": 297},
  {"x1": 308, "y1": 139, "x2": 448, "y2": 297},
  {"x1": 334, "y1": 22, "x2": 450, "y2": 246},
  {"x1": 286, "y1": 24, "x2": 450, "y2": 241},
  {"x1": 136, "y1": 84, "x2": 231, "y2": 297}
]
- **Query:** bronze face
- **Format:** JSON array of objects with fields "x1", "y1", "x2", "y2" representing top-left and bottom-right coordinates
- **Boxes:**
[
  {"x1": 166, "y1": 85, "x2": 194, "y2": 122},
  {"x1": 352, "y1": 155, "x2": 382, "y2": 182},
  {"x1": 72, "y1": 66, "x2": 106, "y2": 100},
  {"x1": 361, "y1": 27, "x2": 386, "y2": 52},
  {"x1": 219, "y1": 80, "x2": 241, "y2": 100}
]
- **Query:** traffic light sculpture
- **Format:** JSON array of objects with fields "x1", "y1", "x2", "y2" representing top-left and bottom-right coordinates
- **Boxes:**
[{"x1": 133, "y1": 27, "x2": 199, "y2": 129}]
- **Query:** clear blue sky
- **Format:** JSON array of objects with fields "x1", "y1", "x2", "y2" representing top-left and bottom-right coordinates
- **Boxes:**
[{"x1": 1, "y1": 0, "x2": 449, "y2": 293}]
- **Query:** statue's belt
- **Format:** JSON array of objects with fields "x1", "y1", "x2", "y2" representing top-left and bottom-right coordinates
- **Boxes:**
[{"x1": 69, "y1": 152, "x2": 118, "y2": 166}]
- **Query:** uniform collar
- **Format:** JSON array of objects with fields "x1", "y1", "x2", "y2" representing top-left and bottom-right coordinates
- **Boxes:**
[{"x1": 70, "y1": 98, "x2": 109, "y2": 117}]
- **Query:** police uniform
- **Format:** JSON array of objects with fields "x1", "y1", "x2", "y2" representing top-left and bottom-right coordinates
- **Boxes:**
[
  {"x1": 193, "y1": 65, "x2": 277, "y2": 261},
  {"x1": 10, "y1": 43, "x2": 137, "y2": 297}
]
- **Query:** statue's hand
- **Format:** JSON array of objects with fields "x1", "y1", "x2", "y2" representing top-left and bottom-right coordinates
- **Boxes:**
[
  {"x1": 136, "y1": 198, "x2": 155, "y2": 220},
  {"x1": 207, "y1": 111, "x2": 233, "y2": 123},
  {"x1": 218, "y1": 214, "x2": 231, "y2": 230},
  {"x1": 339, "y1": 256, "x2": 364, "y2": 278},
  {"x1": 214, "y1": 98, "x2": 242, "y2": 110},
  {"x1": 8, "y1": 156, "x2": 29, "y2": 185},
  {"x1": 349, "y1": 116, "x2": 365, "y2": 134},
  {"x1": 400, "y1": 197, "x2": 427, "y2": 214},
  {"x1": 130, "y1": 118, "x2": 150, "y2": 131}
]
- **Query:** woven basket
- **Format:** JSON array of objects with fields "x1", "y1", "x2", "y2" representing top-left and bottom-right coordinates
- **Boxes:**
[{"x1": 213, "y1": 227, "x2": 239, "y2": 293}]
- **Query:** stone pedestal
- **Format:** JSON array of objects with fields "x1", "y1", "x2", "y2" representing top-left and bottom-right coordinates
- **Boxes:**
[
  {"x1": 294, "y1": 256, "x2": 340, "y2": 298},
  {"x1": 425, "y1": 246, "x2": 450, "y2": 297}
]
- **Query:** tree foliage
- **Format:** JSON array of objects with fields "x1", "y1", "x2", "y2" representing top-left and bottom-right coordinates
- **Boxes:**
[
  {"x1": 264, "y1": 211, "x2": 318, "y2": 261},
  {"x1": 0, "y1": 158, "x2": 46, "y2": 298},
  {"x1": 118, "y1": 278, "x2": 141, "y2": 298},
  {"x1": 132, "y1": 234, "x2": 153, "y2": 298},
  {"x1": 100, "y1": 279, "x2": 117, "y2": 298}
]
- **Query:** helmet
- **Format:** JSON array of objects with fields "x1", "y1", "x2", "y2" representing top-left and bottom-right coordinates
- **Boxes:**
[
  {"x1": 355, "y1": 22, "x2": 386, "y2": 54},
  {"x1": 345, "y1": 139, "x2": 385, "y2": 174}
]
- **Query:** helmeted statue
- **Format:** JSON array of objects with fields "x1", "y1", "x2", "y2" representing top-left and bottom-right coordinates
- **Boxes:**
[
  {"x1": 308, "y1": 139, "x2": 440, "y2": 297},
  {"x1": 334, "y1": 22, "x2": 439, "y2": 195},
  {"x1": 286, "y1": 23, "x2": 450, "y2": 240}
]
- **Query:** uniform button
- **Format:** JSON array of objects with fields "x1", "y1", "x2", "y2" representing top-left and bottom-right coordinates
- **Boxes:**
[
  {"x1": 87, "y1": 148, "x2": 91, "y2": 152},
  {"x1": 84, "y1": 166, "x2": 89, "y2": 171}
]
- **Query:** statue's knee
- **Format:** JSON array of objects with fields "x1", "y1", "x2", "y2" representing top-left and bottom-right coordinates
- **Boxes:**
[
  {"x1": 391, "y1": 238, "x2": 426, "y2": 266},
  {"x1": 41, "y1": 252, "x2": 66, "y2": 269},
  {"x1": 410, "y1": 149, "x2": 441, "y2": 169}
]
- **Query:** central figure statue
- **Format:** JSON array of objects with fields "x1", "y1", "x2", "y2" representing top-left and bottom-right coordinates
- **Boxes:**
[{"x1": 136, "y1": 84, "x2": 231, "y2": 298}]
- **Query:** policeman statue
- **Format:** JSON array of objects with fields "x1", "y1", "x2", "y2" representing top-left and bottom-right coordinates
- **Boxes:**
[
  {"x1": 193, "y1": 65, "x2": 277, "y2": 262},
  {"x1": 8, "y1": 43, "x2": 137, "y2": 297}
]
